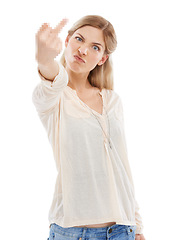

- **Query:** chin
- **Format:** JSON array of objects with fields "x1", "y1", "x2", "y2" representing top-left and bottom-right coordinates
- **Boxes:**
[{"x1": 66, "y1": 60, "x2": 86, "y2": 73}]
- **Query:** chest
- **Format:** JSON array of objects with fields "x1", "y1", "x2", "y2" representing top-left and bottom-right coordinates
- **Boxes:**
[{"x1": 76, "y1": 92, "x2": 103, "y2": 115}]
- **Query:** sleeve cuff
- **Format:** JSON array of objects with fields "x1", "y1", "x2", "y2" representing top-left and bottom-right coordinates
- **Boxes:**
[{"x1": 136, "y1": 225, "x2": 144, "y2": 235}]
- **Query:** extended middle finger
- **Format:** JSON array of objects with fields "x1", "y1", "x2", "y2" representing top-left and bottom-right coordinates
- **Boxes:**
[{"x1": 52, "y1": 18, "x2": 68, "y2": 35}]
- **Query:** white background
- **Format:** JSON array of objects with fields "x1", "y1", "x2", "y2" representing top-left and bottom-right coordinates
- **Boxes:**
[{"x1": 0, "y1": 0, "x2": 169, "y2": 239}]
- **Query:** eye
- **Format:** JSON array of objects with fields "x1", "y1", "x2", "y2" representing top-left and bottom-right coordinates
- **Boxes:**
[
  {"x1": 75, "y1": 36, "x2": 83, "y2": 42},
  {"x1": 93, "y1": 45, "x2": 100, "y2": 51}
]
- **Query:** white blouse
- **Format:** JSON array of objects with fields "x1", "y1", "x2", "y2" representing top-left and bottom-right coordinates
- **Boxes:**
[{"x1": 32, "y1": 62, "x2": 144, "y2": 234}]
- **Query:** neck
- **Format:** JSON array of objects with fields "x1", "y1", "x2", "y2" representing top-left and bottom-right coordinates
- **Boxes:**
[{"x1": 66, "y1": 66, "x2": 93, "y2": 92}]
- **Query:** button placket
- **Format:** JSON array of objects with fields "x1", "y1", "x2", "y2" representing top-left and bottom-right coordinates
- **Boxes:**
[{"x1": 100, "y1": 117, "x2": 108, "y2": 144}]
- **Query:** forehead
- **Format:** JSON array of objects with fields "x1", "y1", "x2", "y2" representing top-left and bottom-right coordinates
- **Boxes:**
[{"x1": 74, "y1": 26, "x2": 105, "y2": 44}]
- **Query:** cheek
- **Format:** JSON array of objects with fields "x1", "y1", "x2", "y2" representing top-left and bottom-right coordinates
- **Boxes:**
[
  {"x1": 65, "y1": 41, "x2": 77, "y2": 58},
  {"x1": 88, "y1": 53, "x2": 102, "y2": 66},
  {"x1": 68, "y1": 40, "x2": 77, "y2": 52},
  {"x1": 91, "y1": 54, "x2": 100, "y2": 62}
]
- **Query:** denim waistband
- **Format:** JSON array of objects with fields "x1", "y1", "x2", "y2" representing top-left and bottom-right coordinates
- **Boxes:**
[{"x1": 49, "y1": 223, "x2": 136, "y2": 239}]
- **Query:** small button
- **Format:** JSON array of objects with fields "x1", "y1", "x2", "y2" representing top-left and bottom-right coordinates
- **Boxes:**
[
  {"x1": 130, "y1": 228, "x2": 133, "y2": 232},
  {"x1": 108, "y1": 228, "x2": 112, "y2": 234}
]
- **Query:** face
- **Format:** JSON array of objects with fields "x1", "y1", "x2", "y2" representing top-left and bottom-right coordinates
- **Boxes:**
[{"x1": 64, "y1": 26, "x2": 108, "y2": 74}]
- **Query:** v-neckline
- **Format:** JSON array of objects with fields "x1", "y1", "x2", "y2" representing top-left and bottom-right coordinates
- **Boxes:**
[{"x1": 66, "y1": 85, "x2": 105, "y2": 117}]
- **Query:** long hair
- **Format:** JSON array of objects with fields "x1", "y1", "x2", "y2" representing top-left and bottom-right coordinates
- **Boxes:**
[{"x1": 60, "y1": 15, "x2": 117, "y2": 90}]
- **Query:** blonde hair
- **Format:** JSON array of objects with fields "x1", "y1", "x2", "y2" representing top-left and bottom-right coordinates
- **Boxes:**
[{"x1": 60, "y1": 15, "x2": 117, "y2": 90}]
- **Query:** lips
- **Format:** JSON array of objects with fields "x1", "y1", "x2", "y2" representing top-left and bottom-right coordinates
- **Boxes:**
[{"x1": 73, "y1": 55, "x2": 85, "y2": 63}]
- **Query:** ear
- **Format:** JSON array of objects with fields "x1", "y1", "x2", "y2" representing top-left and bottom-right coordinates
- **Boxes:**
[
  {"x1": 65, "y1": 34, "x2": 71, "y2": 47},
  {"x1": 98, "y1": 54, "x2": 109, "y2": 66}
]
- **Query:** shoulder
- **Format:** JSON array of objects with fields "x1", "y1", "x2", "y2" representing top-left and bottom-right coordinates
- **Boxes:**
[{"x1": 104, "y1": 88, "x2": 122, "y2": 101}]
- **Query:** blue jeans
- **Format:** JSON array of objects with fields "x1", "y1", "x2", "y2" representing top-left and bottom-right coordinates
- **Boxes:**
[{"x1": 47, "y1": 223, "x2": 136, "y2": 240}]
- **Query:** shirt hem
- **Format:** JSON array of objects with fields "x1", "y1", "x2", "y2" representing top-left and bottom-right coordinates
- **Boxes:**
[{"x1": 49, "y1": 217, "x2": 137, "y2": 228}]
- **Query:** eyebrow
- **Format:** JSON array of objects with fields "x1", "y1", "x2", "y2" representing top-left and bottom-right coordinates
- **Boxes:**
[{"x1": 77, "y1": 33, "x2": 104, "y2": 48}]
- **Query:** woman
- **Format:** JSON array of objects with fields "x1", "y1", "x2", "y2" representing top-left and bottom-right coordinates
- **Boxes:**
[{"x1": 32, "y1": 15, "x2": 145, "y2": 240}]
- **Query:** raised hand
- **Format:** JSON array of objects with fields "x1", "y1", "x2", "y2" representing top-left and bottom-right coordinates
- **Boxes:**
[{"x1": 35, "y1": 19, "x2": 68, "y2": 65}]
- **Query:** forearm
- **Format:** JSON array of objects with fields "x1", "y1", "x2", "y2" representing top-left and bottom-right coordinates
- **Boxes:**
[{"x1": 38, "y1": 60, "x2": 59, "y2": 81}]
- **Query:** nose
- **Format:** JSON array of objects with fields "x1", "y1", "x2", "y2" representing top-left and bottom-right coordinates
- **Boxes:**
[{"x1": 78, "y1": 46, "x2": 88, "y2": 56}]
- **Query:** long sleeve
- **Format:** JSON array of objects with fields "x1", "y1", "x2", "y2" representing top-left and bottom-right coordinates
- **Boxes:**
[
  {"x1": 135, "y1": 199, "x2": 144, "y2": 234},
  {"x1": 32, "y1": 62, "x2": 68, "y2": 129},
  {"x1": 115, "y1": 95, "x2": 144, "y2": 235}
]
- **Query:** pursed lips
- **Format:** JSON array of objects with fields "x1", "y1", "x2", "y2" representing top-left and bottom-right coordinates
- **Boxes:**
[{"x1": 73, "y1": 55, "x2": 85, "y2": 63}]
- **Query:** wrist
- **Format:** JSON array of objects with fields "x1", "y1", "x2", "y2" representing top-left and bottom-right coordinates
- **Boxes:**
[{"x1": 37, "y1": 60, "x2": 59, "y2": 81}]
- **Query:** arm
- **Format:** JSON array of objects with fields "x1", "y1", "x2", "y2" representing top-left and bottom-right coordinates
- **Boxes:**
[
  {"x1": 32, "y1": 20, "x2": 69, "y2": 144},
  {"x1": 115, "y1": 95, "x2": 144, "y2": 235},
  {"x1": 33, "y1": 19, "x2": 69, "y2": 117},
  {"x1": 135, "y1": 199, "x2": 144, "y2": 234},
  {"x1": 32, "y1": 61, "x2": 68, "y2": 129}
]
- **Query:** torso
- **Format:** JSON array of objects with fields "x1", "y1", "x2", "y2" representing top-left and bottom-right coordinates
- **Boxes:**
[{"x1": 67, "y1": 85, "x2": 116, "y2": 228}]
